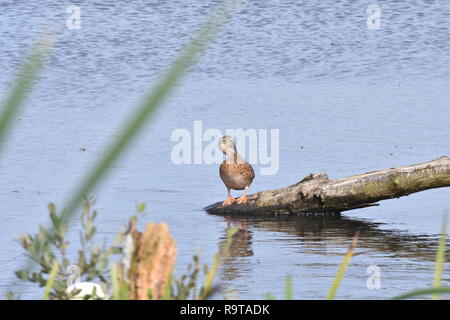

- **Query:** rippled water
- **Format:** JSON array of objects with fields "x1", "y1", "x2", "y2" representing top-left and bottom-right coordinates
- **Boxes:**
[{"x1": 1, "y1": 0, "x2": 450, "y2": 299}]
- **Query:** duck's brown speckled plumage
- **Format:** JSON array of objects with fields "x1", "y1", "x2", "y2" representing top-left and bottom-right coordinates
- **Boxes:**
[{"x1": 219, "y1": 160, "x2": 255, "y2": 191}]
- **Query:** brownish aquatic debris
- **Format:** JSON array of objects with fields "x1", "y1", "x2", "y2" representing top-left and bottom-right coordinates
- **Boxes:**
[
  {"x1": 127, "y1": 223, "x2": 176, "y2": 300},
  {"x1": 205, "y1": 156, "x2": 450, "y2": 216}
]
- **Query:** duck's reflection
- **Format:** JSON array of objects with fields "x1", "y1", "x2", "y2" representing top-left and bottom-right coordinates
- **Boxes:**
[
  {"x1": 218, "y1": 214, "x2": 448, "y2": 284},
  {"x1": 219, "y1": 217, "x2": 254, "y2": 283}
]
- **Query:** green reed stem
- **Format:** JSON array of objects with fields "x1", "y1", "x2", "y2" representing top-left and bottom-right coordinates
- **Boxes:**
[
  {"x1": 8, "y1": 0, "x2": 243, "y2": 298},
  {"x1": 41, "y1": 261, "x2": 59, "y2": 300},
  {"x1": 201, "y1": 227, "x2": 237, "y2": 299},
  {"x1": 393, "y1": 286, "x2": 450, "y2": 300},
  {"x1": 60, "y1": 0, "x2": 241, "y2": 225},
  {"x1": 326, "y1": 232, "x2": 359, "y2": 300},
  {"x1": 284, "y1": 275, "x2": 293, "y2": 300},
  {"x1": 432, "y1": 213, "x2": 447, "y2": 300},
  {"x1": 0, "y1": 35, "x2": 53, "y2": 157}
]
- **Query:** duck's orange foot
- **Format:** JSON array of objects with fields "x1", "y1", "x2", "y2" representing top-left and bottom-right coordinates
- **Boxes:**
[
  {"x1": 221, "y1": 196, "x2": 236, "y2": 207},
  {"x1": 236, "y1": 194, "x2": 248, "y2": 204}
]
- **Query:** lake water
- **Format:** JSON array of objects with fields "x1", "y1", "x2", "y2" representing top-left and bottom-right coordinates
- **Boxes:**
[{"x1": 1, "y1": 0, "x2": 450, "y2": 299}]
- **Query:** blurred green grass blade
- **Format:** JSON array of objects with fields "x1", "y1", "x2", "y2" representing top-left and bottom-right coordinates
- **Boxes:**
[
  {"x1": 326, "y1": 232, "x2": 359, "y2": 300},
  {"x1": 393, "y1": 286, "x2": 450, "y2": 300},
  {"x1": 161, "y1": 274, "x2": 174, "y2": 300},
  {"x1": 265, "y1": 292, "x2": 276, "y2": 300},
  {"x1": 0, "y1": 36, "x2": 53, "y2": 156},
  {"x1": 61, "y1": 0, "x2": 243, "y2": 225},
  {"x1": 7, "y1": 0, "x2": 243, "y2": 298},
  {"x1": 432, "y1": 213, "x2": 447, "y2": 300},
  {"x1": 284, "y1": 275, "x2": 293, "y2": 300},
  {"x1": 110, "y1": 262, "x2": 130, "y2": 300},
  {"x1": 110, "y1": 262, "x2": 120, "y2": 300},
  {"x1": 201, "y1": 227, "x2": 237, "y2": 299},
  {"x1": 41, "y1": 261, "x2": 59, "y2": 300}
]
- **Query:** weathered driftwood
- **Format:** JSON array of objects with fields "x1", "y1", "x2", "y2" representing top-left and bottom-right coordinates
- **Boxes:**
[
  {"x1": 205, "y1": 156, "x2": 450, "y2": 216},
  {"x1": 128, "y1": 223, "x2": 176, "y2": 300}
]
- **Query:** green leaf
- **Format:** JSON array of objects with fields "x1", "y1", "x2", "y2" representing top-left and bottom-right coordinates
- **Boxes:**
[
  {"x1": 137, "y1": 203, "x2": 146, "y2": 213},
  {"x1": 15, "y1": 270, "x2": 29, "y2": 281}
]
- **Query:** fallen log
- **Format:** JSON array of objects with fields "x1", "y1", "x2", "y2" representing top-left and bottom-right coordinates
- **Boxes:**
[{"x1": 204, "y1": 156, "x2": 450, "y2": 216}]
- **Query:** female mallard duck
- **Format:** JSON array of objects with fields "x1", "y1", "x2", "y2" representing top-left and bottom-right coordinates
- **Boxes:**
[{"x1": 218, "y1": 136, "x2": 255, "y2": 206}]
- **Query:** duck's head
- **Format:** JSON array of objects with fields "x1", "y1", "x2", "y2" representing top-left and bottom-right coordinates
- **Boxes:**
[{"x1": 218, "y1": 135, "x2": 236, "y2": 155}]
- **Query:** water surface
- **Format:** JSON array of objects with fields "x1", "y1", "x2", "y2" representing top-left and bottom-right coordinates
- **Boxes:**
[{"x1": 1, "y1": 0, "x2": 450, "y2": 299}]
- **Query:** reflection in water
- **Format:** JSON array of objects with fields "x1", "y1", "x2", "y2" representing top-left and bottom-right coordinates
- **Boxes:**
[
  {"x1": 218, "y1": 214, "x2": 449, "y2": 290},
  {"x1": 220, "y1": 218, "x2": 254, "y2": 283}
]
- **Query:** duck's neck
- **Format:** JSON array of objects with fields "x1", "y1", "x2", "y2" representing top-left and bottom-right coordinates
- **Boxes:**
[{"x1": 225, "y1": 149, "x2": 244, "y2": 164}]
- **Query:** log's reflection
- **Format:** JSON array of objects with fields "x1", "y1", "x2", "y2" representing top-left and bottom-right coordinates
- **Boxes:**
[{"x1": 218, "y1": 214, "x2": 449, "y2": 283}]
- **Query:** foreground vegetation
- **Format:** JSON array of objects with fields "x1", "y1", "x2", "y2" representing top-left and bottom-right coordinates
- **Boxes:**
[
  {"x1": 7, "y1": 200, "x2": 450, "y2": 300},
  {"x1": 10, "y1": 197, "x2": 237, "y2": 300}
]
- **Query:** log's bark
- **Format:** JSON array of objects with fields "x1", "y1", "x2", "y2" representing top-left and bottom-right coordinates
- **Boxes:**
[
  {"x1": 128, "y1": 223, "x2": 176, "y2": 300},
  {"x1": 205, "y1": 156, "x2": 450, "y2": 216}
]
